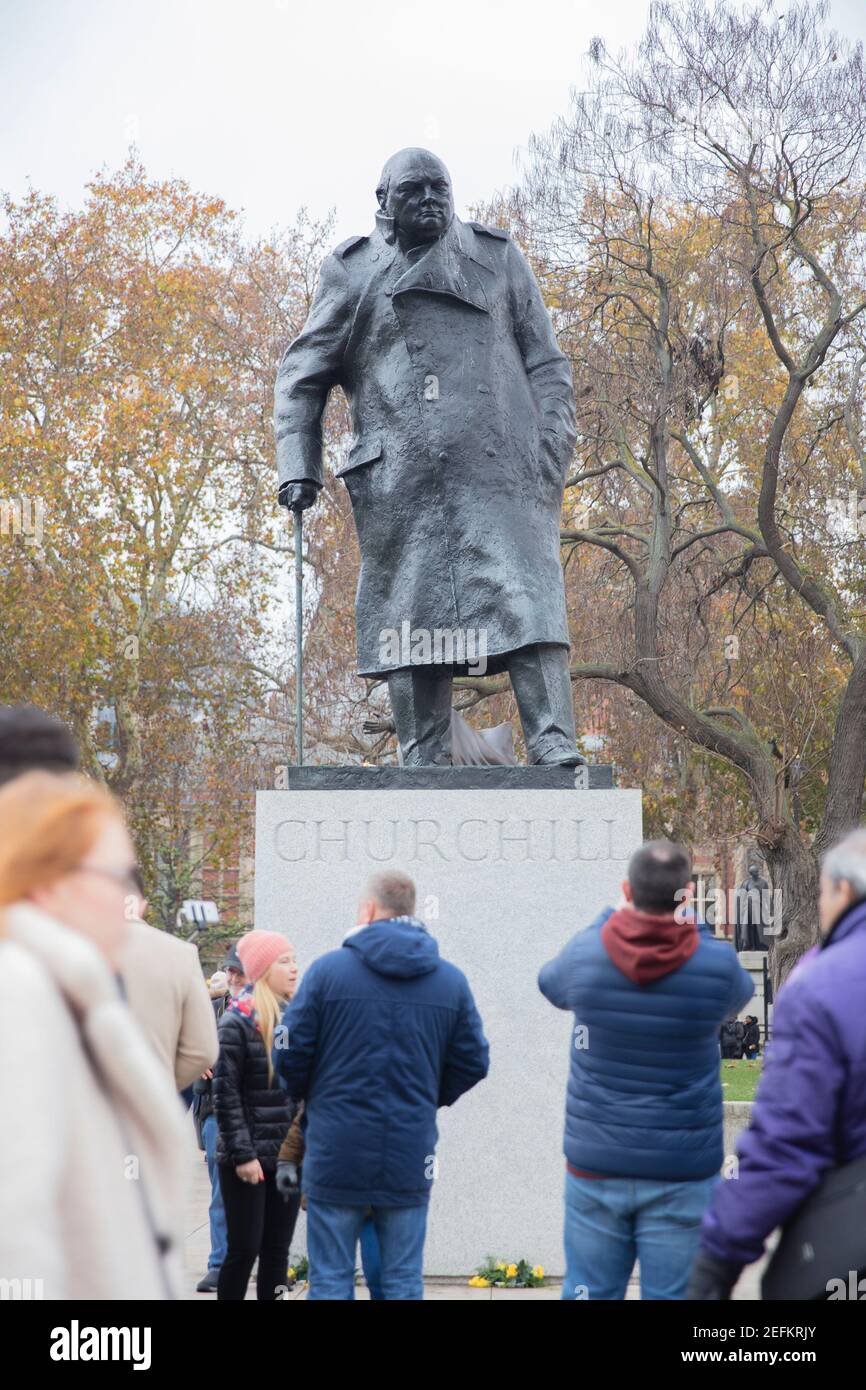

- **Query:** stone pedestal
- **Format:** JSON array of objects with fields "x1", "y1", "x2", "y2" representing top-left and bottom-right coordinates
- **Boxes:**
[{"x1": 254, "y1": 769, "x2": 643, "y2": 1275}]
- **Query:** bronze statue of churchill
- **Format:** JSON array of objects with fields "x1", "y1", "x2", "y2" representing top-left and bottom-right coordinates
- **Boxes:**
[{"x1": 275, "y1": 147, "x2": 583, "y2": 767}]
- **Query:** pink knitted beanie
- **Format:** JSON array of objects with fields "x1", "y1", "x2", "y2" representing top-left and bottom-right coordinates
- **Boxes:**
[{"x1": 236, "y1": 930, "x2": 289, "y2": 983}]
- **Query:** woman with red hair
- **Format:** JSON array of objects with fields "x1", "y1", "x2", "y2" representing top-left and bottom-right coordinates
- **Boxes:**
[{"x1": 0, "y1": 771, "x2": 190, "y2": 1299}]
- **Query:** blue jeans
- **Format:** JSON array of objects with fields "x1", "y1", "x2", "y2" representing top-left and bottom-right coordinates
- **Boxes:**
[
  {"x1": 306, "y1": 1200, "x2": 427, "y2": 1300},
  {"x1": 562, "y1": 1170, "x2": 717, "y2": 1300},
  {"x1": 359, "y1": 1215, "x2": 384, "y2": 1300},
  {"x1": 202, "y1": 1113, "x2": 227, "y2": 1270}
]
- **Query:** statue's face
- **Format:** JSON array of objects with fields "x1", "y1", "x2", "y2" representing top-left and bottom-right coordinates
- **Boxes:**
[{"x1": 384, "y1": 152, "x2": 453, "y2": 247}]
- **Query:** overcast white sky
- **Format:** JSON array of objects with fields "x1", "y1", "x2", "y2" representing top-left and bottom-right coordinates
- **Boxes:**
[{"x1": 2, "y1": 0, "x2": 865, "y2": 244}]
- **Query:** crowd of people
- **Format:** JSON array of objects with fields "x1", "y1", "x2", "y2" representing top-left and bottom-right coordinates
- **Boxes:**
[
  {"x1": 0, "y1": 702, "x2": 864, "y2": 1301},
  {"x1": 720, "y1": 1014, "x2": 761, "y2": 1060}
]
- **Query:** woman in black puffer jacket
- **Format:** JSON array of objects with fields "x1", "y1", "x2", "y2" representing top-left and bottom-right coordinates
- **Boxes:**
[{"x1": 213, "y1": 930, "x2": 299, "y2": 1300}]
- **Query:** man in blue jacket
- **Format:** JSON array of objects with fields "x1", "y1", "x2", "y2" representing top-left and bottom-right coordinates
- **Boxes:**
[
  {"x1": 539, "y1": 840, "x2": 753, "y2": 1300},
  {"x1": 274, "y1": 870, "x2": 489, "y2": 1300}
]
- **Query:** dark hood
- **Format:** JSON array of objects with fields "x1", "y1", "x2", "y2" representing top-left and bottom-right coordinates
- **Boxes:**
[
  {"x1": 601, "y1": 904, "x2": 699, "y2": 985},
  {"x1": 344, "y1": 917, "x2": 440, "y2": 979}
]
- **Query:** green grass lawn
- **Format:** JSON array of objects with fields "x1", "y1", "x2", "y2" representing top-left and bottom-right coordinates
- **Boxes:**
[{"x1": 721, "y1": 1057, "x2": 763, "y2": 1102}]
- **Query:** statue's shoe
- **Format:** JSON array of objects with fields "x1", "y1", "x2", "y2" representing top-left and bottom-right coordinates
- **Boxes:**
[{"x1": 532, "y1": 748, "x2": 588, "y2": 768}]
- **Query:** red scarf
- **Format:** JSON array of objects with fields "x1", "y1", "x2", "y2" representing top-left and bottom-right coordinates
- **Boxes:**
[{"x1": 600, "y1": 904, "x2": 699, "y2": 985}]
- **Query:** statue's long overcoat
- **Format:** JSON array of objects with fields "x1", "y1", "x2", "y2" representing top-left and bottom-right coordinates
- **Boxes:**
[{"x1": 274, "y1": 216, "x2": 576, "y2": 676}]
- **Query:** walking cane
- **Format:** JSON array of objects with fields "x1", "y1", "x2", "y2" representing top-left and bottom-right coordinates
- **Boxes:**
[{"x1": 292, "y1": 504, "x2": 304, "y2": 766}]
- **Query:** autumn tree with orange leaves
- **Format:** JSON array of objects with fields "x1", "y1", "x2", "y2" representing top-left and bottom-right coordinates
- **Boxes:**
[{"x1": 0, "y1": 157, "x2": 337, "y2": 930}]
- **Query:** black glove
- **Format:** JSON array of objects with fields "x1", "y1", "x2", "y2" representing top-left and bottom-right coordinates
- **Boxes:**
[
  {"x1": 686, "y1": 1249, "x2": 743, "y2": 1300},
  {"x1": 275, "y1": 1160, "x2": 300, "y2": 1201}
]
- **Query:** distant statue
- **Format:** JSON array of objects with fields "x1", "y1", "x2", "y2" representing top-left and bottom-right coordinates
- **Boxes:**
[
  {"x1": 275, "y1": 147, "x2": 584, "y2": 768},
  {"x1": 734, "y1": 863, "x2": 771, "y2": 952}
]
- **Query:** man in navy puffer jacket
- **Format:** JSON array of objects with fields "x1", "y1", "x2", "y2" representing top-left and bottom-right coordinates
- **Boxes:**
[
  {"x1": 539, "y1": 840, "x2": 753, "y2": 1300},
  {"x1": 274, "y1": 869, "x2": 489, "y2": 1300}
]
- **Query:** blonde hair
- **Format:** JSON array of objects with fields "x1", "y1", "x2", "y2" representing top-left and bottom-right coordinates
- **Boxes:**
[
  {"x1": 254, "y1": 973, "x2": 284, "y2": 1083},
  {"x1": 0, "y1": 771, "x2": 124, "y2": 914}
]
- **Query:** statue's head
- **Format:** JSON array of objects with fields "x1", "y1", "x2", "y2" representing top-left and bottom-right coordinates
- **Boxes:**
[
  {"x1": 376, "y1": 148, "x2": 453, "y2": 248},
  {"x1": 748, "y1": 862, "x2": 760, "y2": 877}
]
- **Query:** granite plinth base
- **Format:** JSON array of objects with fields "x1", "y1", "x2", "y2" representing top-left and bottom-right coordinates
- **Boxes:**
[{"x1": 283, "y1": 763, "x2": 614, "y2": 790}]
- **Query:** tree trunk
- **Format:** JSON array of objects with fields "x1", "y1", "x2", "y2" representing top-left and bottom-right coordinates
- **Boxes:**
[
  {"x1": 757, "y1": 820, "x2": 820, "y2": 990},
  {"x1": 813, "y1": 650, "x2": 866, "y2": 860}
]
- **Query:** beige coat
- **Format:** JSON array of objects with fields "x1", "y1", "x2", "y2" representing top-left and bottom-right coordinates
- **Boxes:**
[
  {"x1": 0, "y1": 904, "x2": 193, "y2": 1299},
  {"x1": 120, "y1": 919, "x2": 219, "y2": 1091}
]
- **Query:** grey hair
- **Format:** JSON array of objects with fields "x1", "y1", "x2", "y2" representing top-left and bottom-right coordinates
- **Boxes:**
[
  {"x1": 365, "y1": 869, "x2": 416, "y2": 919},
  {"x1": 822, "y1": 829, "x2": 866, "y2": 896}
]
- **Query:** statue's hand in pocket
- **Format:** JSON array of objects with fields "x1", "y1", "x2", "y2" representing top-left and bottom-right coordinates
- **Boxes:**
[{"x1": 540, "y1": 431, "x2": 569, "y2": 490}]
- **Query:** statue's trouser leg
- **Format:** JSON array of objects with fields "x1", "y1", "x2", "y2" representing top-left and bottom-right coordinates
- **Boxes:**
[
  {"x1": 508, "y1": 643, "x2": 578, "y2": 765},
  {"x1": 386, "y1": 666, "x2": 453, "y2": 766}
]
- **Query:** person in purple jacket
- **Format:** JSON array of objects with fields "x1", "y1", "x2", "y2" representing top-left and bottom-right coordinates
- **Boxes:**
[{"x1": 688, "y1": 828, "x2": 866, "y2": 1299}]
